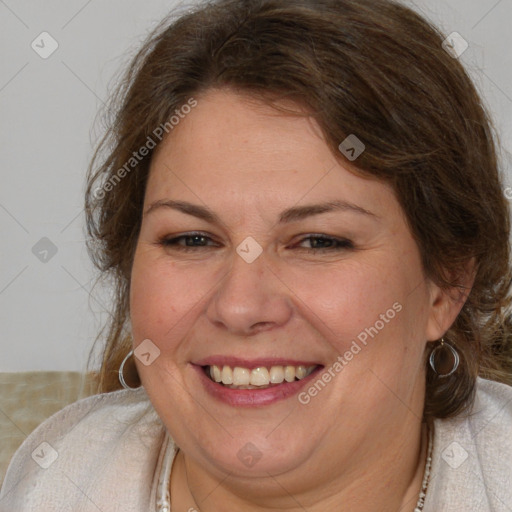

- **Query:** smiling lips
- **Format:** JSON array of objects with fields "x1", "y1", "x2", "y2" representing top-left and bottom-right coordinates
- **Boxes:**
[{"x1": 206, "y1": 364, "x2": 318, "y2": 389}]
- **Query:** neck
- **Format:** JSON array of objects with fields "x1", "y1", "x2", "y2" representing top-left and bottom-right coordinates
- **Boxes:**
[{"x1": 170, "y1": 421, "x2": 429, "y2": 512}]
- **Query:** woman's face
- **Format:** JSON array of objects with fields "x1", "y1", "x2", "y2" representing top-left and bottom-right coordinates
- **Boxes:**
[{"x1": 130, "y1": 89, "x2": 456, "y2": 482}]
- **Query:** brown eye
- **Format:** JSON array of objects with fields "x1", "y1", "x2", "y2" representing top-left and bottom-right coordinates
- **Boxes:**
[
  {"x1": 158, "y1": 232, "x2": 219, "y2": 250},
  {"x1": 295, "y1": 235, "x2": 354, "y2": 251}
]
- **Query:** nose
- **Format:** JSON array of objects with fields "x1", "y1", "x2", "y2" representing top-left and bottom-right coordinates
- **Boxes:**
[{"x1": 205, "y1": 249, "x2": 293, "y2": 336}]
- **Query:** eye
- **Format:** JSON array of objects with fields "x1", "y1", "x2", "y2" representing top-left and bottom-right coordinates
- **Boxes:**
[
  {"x1": 293, "y1": 235, "x2": 354, "y2": 251},
  {"x1": 156, "y1": 232, "x2": 353, "y2": 253},
  {"x1": 157, "y1": 232, "x2": 219, "y2": 250}
]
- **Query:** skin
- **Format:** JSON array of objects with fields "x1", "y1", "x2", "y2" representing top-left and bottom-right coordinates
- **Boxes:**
[{"x1": 129, "y1": 89, "x2": 470, "y2": 511}]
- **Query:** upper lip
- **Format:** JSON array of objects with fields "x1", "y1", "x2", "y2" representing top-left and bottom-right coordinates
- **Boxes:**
[{"x1": 194, "y1": 356, "x2": 322, "y2": 370}]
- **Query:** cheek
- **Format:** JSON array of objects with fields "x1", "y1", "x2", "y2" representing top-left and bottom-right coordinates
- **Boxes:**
[
  {"x1": 294, "y1": 262, "x2": 427, "y2": 412},
  {"x1": 283, "y1": 259, "x2": 406, "y2": 342},
  {"x1": 129, "y1": 249, "x2": 220, "y2": 342}
]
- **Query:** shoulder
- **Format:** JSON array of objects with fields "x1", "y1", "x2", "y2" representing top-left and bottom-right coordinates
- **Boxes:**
[
  {"x1": 473, "y1": 376, "x2": 512, "y2": 415},
  {"x1": 458, "y1": 378, "x2": 512, "y2": 450},
  {"x1": 0, "y1": 387, "x2": 167, "y2": 511},
  {"x1": 425, "y1": 378, "x2": 512, "y2": 511}
]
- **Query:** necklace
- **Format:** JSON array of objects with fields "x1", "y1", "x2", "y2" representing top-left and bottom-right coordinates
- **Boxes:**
[
  {"x1": 156, "y1": 434, "x2": 173, "y2": 512},
  {"x1": 157, "y1": 425, "x2": 434, "y2": 512},
  {"x1": 414, "y1": 423, "x2": 434, "y2": 511}
]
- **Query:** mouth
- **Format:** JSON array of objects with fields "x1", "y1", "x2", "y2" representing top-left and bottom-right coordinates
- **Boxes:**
[
  {"x1": 203, "y1": 364, "x2": 318, "y2": 390},
  {"x1": 193, "y1": 359, "x2": 324, "y2": 406}
]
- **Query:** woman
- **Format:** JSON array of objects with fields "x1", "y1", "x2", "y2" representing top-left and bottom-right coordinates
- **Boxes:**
[{"x1": 1, "y1": 0, "x2": 511, "y2": 510}]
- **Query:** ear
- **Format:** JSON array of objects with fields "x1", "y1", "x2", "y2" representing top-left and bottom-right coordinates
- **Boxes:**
[{"x1": 424, "y1": 258, "x2": 476, "y2": 341}]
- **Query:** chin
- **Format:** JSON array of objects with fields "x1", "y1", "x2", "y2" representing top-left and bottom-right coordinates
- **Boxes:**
[{"x1": 183, "y1": 426, "x2": 312, "y2": 478}]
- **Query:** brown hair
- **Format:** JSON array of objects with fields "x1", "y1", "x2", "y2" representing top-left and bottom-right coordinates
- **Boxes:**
[{"x1": 85, "y1": 0, "x2": 512, "y2": 418}]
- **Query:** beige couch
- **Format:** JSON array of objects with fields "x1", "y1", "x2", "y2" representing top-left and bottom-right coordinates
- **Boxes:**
[{"x1": 0, "y1": 372, "x2": 97, "y2": 486}]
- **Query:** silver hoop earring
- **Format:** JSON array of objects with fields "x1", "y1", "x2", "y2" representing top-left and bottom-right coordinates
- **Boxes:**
[
  {"x1": 119, "y1": 350, "x2": 139, "y2": 390},
  {"x1": 429, "y1": 338, "x2": 459, "y2": 378}
]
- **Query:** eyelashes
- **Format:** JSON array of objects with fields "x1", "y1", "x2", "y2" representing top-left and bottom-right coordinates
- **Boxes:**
[
  {"x1": 157, "y1": 232, "x2": 354, "y2": 253},
  {"x1": 159, "y1": 233, "x2": 217, "y2": 249},
  {"x1": 295, "y1": 235, "x2": 354, "y2": 251}
]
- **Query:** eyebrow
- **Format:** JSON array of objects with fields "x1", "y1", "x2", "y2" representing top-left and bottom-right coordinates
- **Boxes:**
[{"x1": 144, "y1": 199, "x2": 378, "y2": 224}]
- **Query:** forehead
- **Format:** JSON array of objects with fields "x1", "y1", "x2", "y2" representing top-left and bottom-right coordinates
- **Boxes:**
[
  {"x1": 146, "y1": 89, "x2": 397, "y2": 219},
  {"x1": 152, "y1": 89, "x2": 332, "y2": 172}
]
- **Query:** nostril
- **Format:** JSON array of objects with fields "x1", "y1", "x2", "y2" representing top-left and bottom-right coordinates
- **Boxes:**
[{"x1": 250, "y1": 321, "x2": 273, "y2": 334}]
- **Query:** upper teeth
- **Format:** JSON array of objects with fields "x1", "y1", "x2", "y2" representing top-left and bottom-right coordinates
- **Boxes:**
[{"x1": 208, "y1": 364, "x2": 316, "y2": 387}]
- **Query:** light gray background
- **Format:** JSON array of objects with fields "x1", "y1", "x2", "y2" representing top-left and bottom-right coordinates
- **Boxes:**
[{"x1": 1, "y1": 0, "x2": 511, "y2": 371}]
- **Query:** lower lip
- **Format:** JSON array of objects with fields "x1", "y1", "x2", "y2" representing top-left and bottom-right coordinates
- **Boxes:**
[{"x1": 193, "y1": 365, "x2": 324, "y2": 407}]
